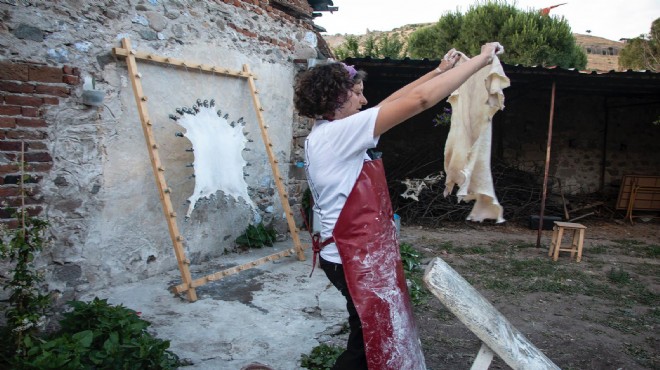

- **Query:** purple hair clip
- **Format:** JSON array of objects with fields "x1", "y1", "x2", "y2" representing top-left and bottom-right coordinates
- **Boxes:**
[{"x1": 341, "y1": 62, "x2": 358, "y2": 79}]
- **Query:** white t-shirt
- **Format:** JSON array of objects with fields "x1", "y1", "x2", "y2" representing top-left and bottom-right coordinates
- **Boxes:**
[{"x1": 305, "y1": 107, "x2": 381, "y2": 264}]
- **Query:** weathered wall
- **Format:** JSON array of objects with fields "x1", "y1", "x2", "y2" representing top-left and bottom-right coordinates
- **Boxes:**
[{"x1": 0, "y1": 0, "x2": 322, "y2": 301}]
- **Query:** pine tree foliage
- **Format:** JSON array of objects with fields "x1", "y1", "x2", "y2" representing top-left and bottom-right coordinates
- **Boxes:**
[
  {"x1": 619, "y1": 18, "x2": 660, "y2": 71},
  {"x1": 408, "y1": 1, "x2": 587, "y2": 69}
]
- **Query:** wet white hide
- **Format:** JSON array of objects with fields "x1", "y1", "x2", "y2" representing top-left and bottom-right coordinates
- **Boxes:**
[
  {"x1": 174, "y1": 106, "x2": 253, "y2": 218},
  {"x1": 444, "y1": 54, "x2": 510, "y2": 223}
]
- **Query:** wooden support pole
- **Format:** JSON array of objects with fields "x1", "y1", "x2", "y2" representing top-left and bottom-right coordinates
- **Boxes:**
[
  {"x1": 243, "y1": 64, "x2": 306, "y2": 261},
  {"x1": 117, "y1": 38, "x2": 197, "y2": 302},
  {"x1": 470, "y1": 343, "x2": 495, "y2": 370},
  {"x1": 536, "y1": 81, "x2": 556, "y2": 248}
]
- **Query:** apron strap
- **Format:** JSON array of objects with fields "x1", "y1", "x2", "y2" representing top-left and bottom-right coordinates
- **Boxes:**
[{"x1": 310, "y1": 233, "x2": 334, "y2": 277}]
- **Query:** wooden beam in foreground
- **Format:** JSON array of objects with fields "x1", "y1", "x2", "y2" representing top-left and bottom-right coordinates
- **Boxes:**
[{"x1": 423, "y1": 257, "x2": 560, "y2": 370}]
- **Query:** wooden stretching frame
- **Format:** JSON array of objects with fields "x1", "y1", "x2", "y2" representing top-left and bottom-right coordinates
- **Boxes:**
[{"x1": 113, "y1": 38, "x2": 306, "y2": 302}]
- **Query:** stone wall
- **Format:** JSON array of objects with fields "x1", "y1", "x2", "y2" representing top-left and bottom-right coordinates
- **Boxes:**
[
  {"x1": 497, "y1": 91, "x2": 660, "y2": 197},
  {"x1": 0, "y1": 0, "x2": 323, "y2": 301}
]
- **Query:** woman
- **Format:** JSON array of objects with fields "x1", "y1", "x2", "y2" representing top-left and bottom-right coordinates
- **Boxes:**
[{"x1": 295, "y1": 42, "x2": 503, "y2": 370}]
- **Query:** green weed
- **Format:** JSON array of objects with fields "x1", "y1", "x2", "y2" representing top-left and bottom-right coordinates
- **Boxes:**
[
  {"x1": 400, "y1": 243, "x2": 428, "y2": 305},
  {"x1": 234, "y1": 223, "x2": 276, "y2": 248},
  {"x1": 607, "y1": 267, "x2": 630, "y2": 283},
  {"x1": 300, "y1": 344, "x2": 343, "y2": 370}
]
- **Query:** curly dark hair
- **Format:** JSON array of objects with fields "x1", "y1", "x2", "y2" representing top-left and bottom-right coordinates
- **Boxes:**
[{"x1": 294, "y1": 63, "x2": 366, "y2": 120}]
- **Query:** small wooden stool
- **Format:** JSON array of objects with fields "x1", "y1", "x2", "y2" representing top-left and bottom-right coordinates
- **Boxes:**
[{"x1": 549, "y1": 221, "x2": 587, "y2": 262}]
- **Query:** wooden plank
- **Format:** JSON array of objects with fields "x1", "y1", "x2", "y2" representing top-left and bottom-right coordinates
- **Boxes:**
[
  {"x1": 119, "y1": 38, "x2": 197, "y2": 302},
  {"x1": 553, "y1": 221, "x2": 586, "y2": 229},
  {"x1": 112, "y1": 46, "x2": 254, "y2": 80},
  {"x1": 170, "y1": 248, "x2": 299, "y2": 293},
  {"x1": 424, "y1": 258, "x2": 561, "y2": 370},
  {"x1": 243, "y1": 64, "x2": 306, "y2": 262},
  {"x1": 617, "y1": 175, "x2": 660, "y2": 210}
]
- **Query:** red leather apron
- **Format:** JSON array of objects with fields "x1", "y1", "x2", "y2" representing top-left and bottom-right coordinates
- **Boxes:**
[{"x1": 332, "y1": 159, "x2": 426, "y2": 370}]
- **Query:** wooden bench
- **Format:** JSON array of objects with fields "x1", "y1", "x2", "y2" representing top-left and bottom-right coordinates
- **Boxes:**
[{"x1": 549, "y1": 221, "x2": 586, "y2": 262}]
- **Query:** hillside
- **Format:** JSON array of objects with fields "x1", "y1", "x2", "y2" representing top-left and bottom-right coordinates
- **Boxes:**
[{"x1": 323, "y1": 25, "x2": 625, "y2": 72}]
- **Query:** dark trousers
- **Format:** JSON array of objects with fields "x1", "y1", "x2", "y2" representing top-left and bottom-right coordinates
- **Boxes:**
[{"x1": 320, "y1": 257, "x2": 368, "y2": 370}]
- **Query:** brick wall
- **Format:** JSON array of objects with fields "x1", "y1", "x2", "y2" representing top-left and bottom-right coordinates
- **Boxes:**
[
  {"x1": 0, "y1": 60, "x2": 79, "y2": 229},
  {"x1": 216, "y1": 0, "x2": 333, "y2": 56}
]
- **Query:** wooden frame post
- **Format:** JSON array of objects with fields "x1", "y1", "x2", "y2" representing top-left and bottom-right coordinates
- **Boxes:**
[
  {"x1": 113, "y1": 38, "x2": 306, "y2": 301},
  {"x1": 118, "y1": 38, "x2": 196, "y2": 302},
  {"x1": 243, "y1": 64, "x2": 305, "y2": 261}
]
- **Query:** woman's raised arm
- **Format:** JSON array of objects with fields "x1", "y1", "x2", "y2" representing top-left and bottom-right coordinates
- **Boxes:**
[{"x1": 373, "y1": 42, "x2": 503, "y2": 137}]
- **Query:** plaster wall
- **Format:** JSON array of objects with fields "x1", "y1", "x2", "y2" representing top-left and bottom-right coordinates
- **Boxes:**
[{"x1": 0, "y1": 0, "x2": 319, "y2": 299}]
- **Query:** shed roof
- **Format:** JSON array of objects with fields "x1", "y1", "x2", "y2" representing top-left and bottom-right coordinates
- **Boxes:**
[{"x1": 343, "y1": 57, "x2": 660, "y2": 99}]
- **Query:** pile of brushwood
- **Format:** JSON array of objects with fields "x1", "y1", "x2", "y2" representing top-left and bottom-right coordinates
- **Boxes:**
[{"x1": 390, "y1": 162, "x2": 610, "y2": 227}]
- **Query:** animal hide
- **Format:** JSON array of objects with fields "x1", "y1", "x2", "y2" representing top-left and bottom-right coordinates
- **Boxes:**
[{"x1": 443, "y1": 54, "x2": 510, "y2": 223}]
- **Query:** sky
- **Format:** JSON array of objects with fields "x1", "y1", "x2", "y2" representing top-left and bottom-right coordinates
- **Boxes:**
[{"x1": 314, "y1": 0, "x2": 660, "y2": 42}]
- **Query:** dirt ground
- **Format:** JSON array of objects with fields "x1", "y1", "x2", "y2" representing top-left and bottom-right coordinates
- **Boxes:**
[{"x1": 396, "y1": 218, "x2": 660, "y2": 370}]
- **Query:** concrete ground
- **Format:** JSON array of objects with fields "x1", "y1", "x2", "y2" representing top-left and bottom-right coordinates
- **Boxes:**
[{"x1": 82, "y1": 234, "x2": 346, "y2": 370}]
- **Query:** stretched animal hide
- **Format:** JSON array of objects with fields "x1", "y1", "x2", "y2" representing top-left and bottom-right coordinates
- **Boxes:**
[
  {"x1": 444, "y1": 55, "x2": 510, "y2": 223},
  {"x1": 170, "y1": 99, "x2": 253, "y2": 218}
]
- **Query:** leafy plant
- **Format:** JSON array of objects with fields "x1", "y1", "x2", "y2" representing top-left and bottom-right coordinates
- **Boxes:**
[
  {"x1": 16, "y1": 298, "x2": 180, "y2": 369},
  {"x1": 300, "y1": 344, "x2": 343, "y2": 370},
  {"x1": 400, "y1": 242, "x2": 421, "y2": 273},
  {"x1": 235, "y1": 223, "x2": 276, "y2": 248},
  {"x1": 0, "y1": 212, "x2": 51, "y2": 363},
  {"x1": 0, "y1": 146, "x2": 52, "y2": 363}
]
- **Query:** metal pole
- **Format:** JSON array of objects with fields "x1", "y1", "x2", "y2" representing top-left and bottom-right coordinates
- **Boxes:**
[{"x1": 536, "y1": 81, "x2": 556, "y2": 248}]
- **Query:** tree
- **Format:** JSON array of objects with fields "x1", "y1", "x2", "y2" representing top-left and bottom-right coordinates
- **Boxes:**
[
  {"x1": 619, "y1": 18, "x2": 660, "y2": 71},
  {"x1": 408, "y1": 1, "x2": 587, "y2": 69},
  {"x1": 334, "y1": 35, "x2": 362, "y2": 60},
  {"x1": 333, "y1": 32, "x2": 407, "y2": 59}
]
